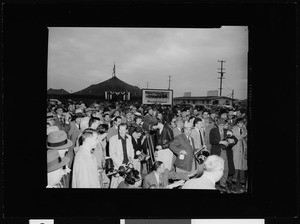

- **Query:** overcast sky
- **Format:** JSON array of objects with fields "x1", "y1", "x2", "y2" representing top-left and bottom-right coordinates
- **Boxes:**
[{"x1": 47, "y1": 26, "x2": 248, "y2": 99}]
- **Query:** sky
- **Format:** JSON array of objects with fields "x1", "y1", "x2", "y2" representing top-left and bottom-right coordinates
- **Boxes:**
[{"x1": 47, "y1": 26, "x2": 248, "y2": 100}]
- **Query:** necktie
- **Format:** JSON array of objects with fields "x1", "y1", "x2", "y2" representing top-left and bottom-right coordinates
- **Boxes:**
[
  {"x1": 199, "y1": 130, "x2": 204, "y2": 146},
  {"x1": 220, "y1": 130, "x2": 224, "y2": 140},
  {"x1": 122, "y1": 138, "x2": 129, "y2": 164},
  {"x1": 188, "y1": 137, "x2": 193, "y2": 147},
  {"x1": 159, "y1": 174, "x2": 163, "y2": 188},
  {"x1": 240, "y1": 128, "x2": 242, "y2": 135}
]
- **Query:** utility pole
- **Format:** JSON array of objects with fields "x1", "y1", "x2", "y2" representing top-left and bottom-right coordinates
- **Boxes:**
[
  {"x1": 232, "y1": 89, "x2": 234, "y2": 99},
  {"x1": 218, "y1": 60, "x2": 226, "y2": 96},
  {"x1": 146, "y1": 82, "x2": 149, "y2": 89},
  {"x1": 168, "y1": 75, "x2": 172, "y2": 90}
]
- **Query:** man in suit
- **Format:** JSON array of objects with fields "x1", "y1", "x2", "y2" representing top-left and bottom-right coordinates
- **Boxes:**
[
  {"x1": 209, "y1": 118, "x2": 231, "y2": 192},
  {"x1": 68, "y1": 112, "x2": 84, "y2": 167},
  {"x1": 155, "y1": 119, "x2": 174, "y2": 170},
  {"x1": 142, "y1": 161, "x2": 192, "y2": 189},
  {"x1": 72, "y1": 128, "x2": 101, "y2": 188},
  {"x1": 190, "y1": 118, "x2": 206, "y2": 151},
  {"x1": 107, "y1": 116, "x2": 122, "y2": 141},
  {"x1": 53, "y1": 106, "x2": 71, "y2": 133},
  {"x1": 131, "y1": 126, "x2": 147, "y2": 175},
  {"x1": 109, "y1": 123, "x2": 135, "y2": 188},
  {"x1": 170, "y1": 122, "x2": 199, "y2": 175},
  {"x1": 172, "y1": 117, "x2": 184, "y2": 137},
  {"x1": 142, "y1": 106, "x2": 159, "y2": 167},
  {"x1": 80, "y1": 107, "x2": 93, "y2": 131}
]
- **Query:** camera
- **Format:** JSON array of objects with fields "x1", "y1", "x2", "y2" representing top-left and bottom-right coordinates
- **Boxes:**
[{"x1": 194, "y1": 147, "x2": 210, "y2": 165}]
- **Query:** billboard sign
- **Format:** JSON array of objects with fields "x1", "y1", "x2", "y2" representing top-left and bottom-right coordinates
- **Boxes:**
[
  {"x1": 142, "y1": 89, "x2": 173, "y2": 105},
  {"x1": 207, "y1": 90, "x2": 219, "y2": 96}
]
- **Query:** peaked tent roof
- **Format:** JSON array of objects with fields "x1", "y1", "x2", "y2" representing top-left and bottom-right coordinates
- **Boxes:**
[
  {"x1": 72, "y1": 76, "x2": 141, "y2": 97},
  {"x1": 47, "y1": 88, "x2": 70, "y2": 95}
]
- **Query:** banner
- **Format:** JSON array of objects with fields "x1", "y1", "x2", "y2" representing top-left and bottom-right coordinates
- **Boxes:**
[{"x1": 142, "y1": 89, "x2": 173, "y2": 105}]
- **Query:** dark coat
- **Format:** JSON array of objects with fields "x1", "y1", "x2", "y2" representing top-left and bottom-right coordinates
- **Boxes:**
[
  {"x1": 68, "y1": 121, "x2": 82, "y2": 167},
  {"x1": 142, "y1": 114, "x2": 158, "y2": 133},
  {"x1": 131, "y1": 136, "x2": 147, "y2": 159},
  {"x1": 170, "y1": 133, "x2": 196, "y2": 172},
  {"x1": 156, "y1": 125, "x2": 174, "y2": 150},
  {"x1": 209, "y1": 127, "x2": 229, "y2": 156}
]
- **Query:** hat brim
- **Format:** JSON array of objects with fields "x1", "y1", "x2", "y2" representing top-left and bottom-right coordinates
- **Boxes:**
[
  {"x1": 48, "y1": 156, "x2": 70, "y2": 173},
  {"x1": 47, "y1": 139, "x2": 73, "y2": 150}
]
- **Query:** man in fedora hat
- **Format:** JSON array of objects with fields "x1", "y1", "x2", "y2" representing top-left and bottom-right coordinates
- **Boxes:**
[
  {"x1": 72, "y1": 128, "x2": 101, "y2": 188},
  {"x1": 47, "y1": 130, "x2": 73, "y2": 188},
  {"x1": 107, "y1": 116, "x2": 122, "y2": 141},
  {"x1": 47, "y1": 149, "x2": 70, "y2": 188}
]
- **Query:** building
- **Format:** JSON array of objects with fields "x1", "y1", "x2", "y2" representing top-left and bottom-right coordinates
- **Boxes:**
[{"x1": 173, "y1": 96, "x2": 237, "y2": 106}]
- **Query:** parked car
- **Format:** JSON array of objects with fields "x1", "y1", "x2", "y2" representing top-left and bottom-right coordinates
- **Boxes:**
[
  {"x1": 48, "y1": 98, "x2": 62, "y2": 105},
  {"x1": 194, "y1": 104, "x2": 211, "y2": 111}
]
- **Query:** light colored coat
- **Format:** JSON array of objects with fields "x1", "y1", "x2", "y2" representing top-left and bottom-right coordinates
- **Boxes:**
[
  {"x1": 182, "y1": 171, "x2": 217, "y2": 189},
  {"x1": 79, "y1": 116, "x2": 90, "y2": 131},
  {"x1": 107, "y1": 125, "x2": 118, "y2": 141},
  {"x1": 72, "y1": 146, "x2": 100, "y2": 188},
  {"x1": 190, "y1": 127, "x2": 205, "y2": 150},
  {"x1": 232, "y1": 125, "x2": 247, "y2": 170},
  {"x1": 109, "y1": 134, "x2": 135, "y2": 169}
]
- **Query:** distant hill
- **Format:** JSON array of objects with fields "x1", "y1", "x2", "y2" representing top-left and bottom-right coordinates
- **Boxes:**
[{"x1": 47, "y1": 88, "x2": 70, "y2": 95}]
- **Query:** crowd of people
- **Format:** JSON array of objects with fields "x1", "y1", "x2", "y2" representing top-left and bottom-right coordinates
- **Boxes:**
[{"x1": 46, "y1": 100, "x2": 247, "y2": 193}]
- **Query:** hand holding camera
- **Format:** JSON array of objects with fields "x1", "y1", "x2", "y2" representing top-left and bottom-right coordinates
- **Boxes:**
[{"x1": 219, "y1": 141, "x2": 229, "y2": 146}]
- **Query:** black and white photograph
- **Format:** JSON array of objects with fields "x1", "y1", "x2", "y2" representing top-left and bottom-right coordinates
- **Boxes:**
[
  {"x1": 46, "y1": 27, "x2": 248, "y2": 192},
  {"x1": 3, "y1": 1, "x2": 298, "y2": 221}
]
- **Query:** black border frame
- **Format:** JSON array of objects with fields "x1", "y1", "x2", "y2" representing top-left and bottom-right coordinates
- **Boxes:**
[{"x1": 2, "y1": 0, "x2": 298, "y2": 221}]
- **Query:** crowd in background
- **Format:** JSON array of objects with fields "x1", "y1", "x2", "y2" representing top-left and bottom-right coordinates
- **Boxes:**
[{"x1": 46, "y1": 99, "x2": 247, "y2": 193}]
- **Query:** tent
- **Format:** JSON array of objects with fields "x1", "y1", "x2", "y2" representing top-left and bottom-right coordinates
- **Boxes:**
[{"x1": 72, "y1": 76, "x2": 141, "y2": 101}]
